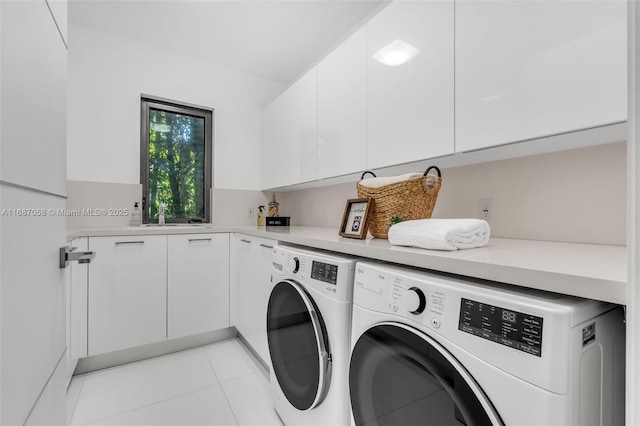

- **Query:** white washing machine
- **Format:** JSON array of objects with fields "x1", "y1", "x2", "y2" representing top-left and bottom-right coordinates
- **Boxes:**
[
  {"x1": 349, "y1": 261, "x2": 626, "y2": 426},
  {"x1": 267, "y1": 245, "x2": 357, "y2": 426}
]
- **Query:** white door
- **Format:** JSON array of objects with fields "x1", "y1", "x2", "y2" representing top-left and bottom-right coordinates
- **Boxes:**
[{"x1": 0, "y1": 1, "x2": 69, "y2": 424}]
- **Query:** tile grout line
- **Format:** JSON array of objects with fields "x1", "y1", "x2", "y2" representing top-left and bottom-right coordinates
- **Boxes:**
[
  {"x1": 74, "y1": 340, "x2": 262, "y2": 425},
  {"x1": 74, "y1": 348, "x2": 221, "y2": 425},
  {"x1": 79, "y1": 383, "x2": 225, "y2": 426},
  {"x1": 202, "y1": 345, "x2": 241, "y2": 426}
]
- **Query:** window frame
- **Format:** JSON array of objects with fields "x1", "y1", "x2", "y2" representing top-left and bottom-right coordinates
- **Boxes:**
[{"x1": 140, "y1": 95, "x2": 213, "y2": 224}]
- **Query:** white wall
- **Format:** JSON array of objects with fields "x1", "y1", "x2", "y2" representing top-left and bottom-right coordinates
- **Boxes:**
[
  {"x1": 278, "y1": 142, "x2": 627, "y2": 245},
  {"x1": 67, "y1": 23, "x2": 284, "y2": 190}
]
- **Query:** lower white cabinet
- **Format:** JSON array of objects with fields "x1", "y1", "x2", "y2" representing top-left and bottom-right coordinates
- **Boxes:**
[
  {"x1": 231, "y1": 234, "x2": 277, "y2": 368},
  {"x1": 86, "y1": 233, "x2": 231, "y2": 358},
  {"x1": 167, "y1": 234, "x2": 230, "y2": 339},
  {"x1": 88, "y1": 235, "x2": 167, "y2": 356}
]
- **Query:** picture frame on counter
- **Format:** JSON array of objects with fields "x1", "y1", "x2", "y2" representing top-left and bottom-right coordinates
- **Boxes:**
[{"x1": 339, "y1": 198, "x2": 374, "y2": 239}]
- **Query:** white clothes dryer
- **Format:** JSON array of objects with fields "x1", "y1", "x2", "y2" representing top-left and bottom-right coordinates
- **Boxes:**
[
  {"x1": 349, "y1": 261, "x2": 626, "y2": 426},
  {"x1": 267, "y1": 245, "x2": 356, "y2": 426}
]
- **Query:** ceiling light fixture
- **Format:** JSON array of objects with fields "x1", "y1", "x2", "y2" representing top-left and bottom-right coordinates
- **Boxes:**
[{"x1": 373, "y1": 39, "x2": 420, "y2": 67}]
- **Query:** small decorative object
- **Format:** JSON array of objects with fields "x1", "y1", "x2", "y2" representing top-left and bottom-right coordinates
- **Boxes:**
[
  {"x1": 257, "y1": 205, "x2": 266, "y2": 226},
  {"x1": 266, "y1": 216, "x2": 290, "y2": 226},
  {"x1": 268, "y1": 192, "x2": 279, "y2": 217},
  {"x1": 388, "y1": 215, "x2": 403, "y2": 228},
  {"x1": 339, "y1": 198, "x2": 375, "y2": 239}
]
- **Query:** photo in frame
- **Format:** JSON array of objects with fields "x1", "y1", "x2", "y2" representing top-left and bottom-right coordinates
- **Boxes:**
[{"x1": 339, "y1": 198, "x2": 374, "y2": 239}]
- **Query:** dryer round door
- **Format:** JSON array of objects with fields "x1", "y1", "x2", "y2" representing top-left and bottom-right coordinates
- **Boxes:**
[
  {"x1": 350, "y1": 322, "x2": 503, "y2": 426},
  {"x1": 267, "y1": 280, "x2": 331, "y2": 411}
]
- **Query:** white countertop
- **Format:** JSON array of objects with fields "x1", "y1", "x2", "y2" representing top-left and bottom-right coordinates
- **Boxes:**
[{"x1": 68, "y1": 225, "x2": 627, "y2": 305}]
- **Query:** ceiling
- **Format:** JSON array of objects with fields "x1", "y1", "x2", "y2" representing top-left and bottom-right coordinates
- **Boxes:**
[{"x1": 68, "y1": 0, "x2": 388, "y2": 85}]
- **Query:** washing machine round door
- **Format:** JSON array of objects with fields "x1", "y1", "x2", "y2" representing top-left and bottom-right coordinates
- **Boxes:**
[
  {"x1": 267, "y1": 280, "x2": 331, "y2": 411},
  {"x1": 350, "y1": 323, "x2": 503, "y2": 426}
]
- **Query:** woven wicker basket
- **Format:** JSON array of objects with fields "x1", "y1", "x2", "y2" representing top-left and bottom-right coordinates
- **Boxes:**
[{"x1": 356, "y1": 166, "x2": 442, "y2": 239}]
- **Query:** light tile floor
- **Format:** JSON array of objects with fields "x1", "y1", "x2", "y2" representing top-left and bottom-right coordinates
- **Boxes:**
[{"x1": 67, "y1": 338, "x2": 283, "y2": 426}]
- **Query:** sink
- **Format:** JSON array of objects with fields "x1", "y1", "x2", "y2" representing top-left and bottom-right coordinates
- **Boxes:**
[
  {"x1": 144, "y1": 224, "x2": 212, "y2": 228},
  {"x1": 121, "y1": 224, "x2": 213, "y2": 230}
]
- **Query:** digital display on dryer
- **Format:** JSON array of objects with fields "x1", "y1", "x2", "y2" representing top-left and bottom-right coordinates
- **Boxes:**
[
  {"x1": 311, "y1": 261, "x2": 338, "y2": 285},
  {"x1": 458, "y1": 298, "x2": 543, "y2": 357}
]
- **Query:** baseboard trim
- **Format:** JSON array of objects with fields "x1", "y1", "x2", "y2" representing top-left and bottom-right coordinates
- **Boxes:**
[
  {"x1": 75, "y1": 328, "x2": 237, "y2": 375},
  {"x1": 236, "y1": 332, "x2": 270, "y2": 375}
]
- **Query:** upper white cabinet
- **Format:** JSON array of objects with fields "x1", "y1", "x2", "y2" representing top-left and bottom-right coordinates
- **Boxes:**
[
  {"x1": 317, "y1": 27, "x2": 367, "y2": 179},
  {"x1": 455, "y1": 0, "x2": 627, "y2": 152},
  {"x1": 262, "y1": 69, "x2": 318, "y2": 189},
  {"x1": 167, "y1": 234, "x2": 230, "y2": 339},
  {"x1": 88, "y1": 235, "x2": 167, "y2": 356},
  {"x1": 366, "y1": 0, "x2": 454, "y2": 170}
]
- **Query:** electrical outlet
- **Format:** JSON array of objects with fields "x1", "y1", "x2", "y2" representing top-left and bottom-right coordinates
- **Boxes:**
[
  {"x1": 248, "y1": 207, "x2": 255, "y2": 219},
  {"x1": 479, "y1": 199, "x2": 492, "y2": 222}
]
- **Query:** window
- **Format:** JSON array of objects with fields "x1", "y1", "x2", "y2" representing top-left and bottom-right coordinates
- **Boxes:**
[{"x1": 140, "y1": 96, "x2": 213, "y2": 224}]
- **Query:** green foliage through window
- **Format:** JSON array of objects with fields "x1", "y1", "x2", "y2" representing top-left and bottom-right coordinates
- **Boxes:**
[{"x1": 141, "y1": 98, "x2": 212, "y2": 223}]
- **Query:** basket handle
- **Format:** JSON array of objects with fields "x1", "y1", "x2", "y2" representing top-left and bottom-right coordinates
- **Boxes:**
[
  {"x1": 360, "y1": 171, "x2": 377, "y2": 180},
  {"x1": 423, "y1": 166, "x2": 441, "y2": 177}
]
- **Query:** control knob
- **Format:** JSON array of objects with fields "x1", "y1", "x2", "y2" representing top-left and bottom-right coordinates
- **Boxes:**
[
  {"x1": 402, "y1": 287, "x2": 426, "y2": 315},
  {"x1": 292, "y1": 257, "x2": 300, "y2": 274}
]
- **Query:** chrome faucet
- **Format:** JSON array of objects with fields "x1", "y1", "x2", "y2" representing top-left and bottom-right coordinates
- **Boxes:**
[{"x1": 158, "y1": 202, "x2": 166, "y2": 225}]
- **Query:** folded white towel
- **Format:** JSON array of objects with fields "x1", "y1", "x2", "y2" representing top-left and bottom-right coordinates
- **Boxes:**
[
  {"x1": 388, "y1": 219, "x2": 490, "y2": 251},
  {"x1": 359, "y1": 172, "x2": 423, "y2": 188}
]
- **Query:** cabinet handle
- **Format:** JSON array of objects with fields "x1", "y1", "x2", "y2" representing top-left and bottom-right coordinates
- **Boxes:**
[
  {"x1": 188, "y1": 238, "x2": 212, "y2": 242},
  {"x1": 115, "y1": 241, "x2": 145, "y2": 245},
  {"x1": 240, "y1": 239, "x2": 251, "y2": 244},
  {"x1": 260, "y1": 244, "x2": 274, "y2": 249}
]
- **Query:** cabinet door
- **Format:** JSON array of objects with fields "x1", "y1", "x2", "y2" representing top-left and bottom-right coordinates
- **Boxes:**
[
  {"x1": 317, "y1": 26, "x2": 367, "y2": 179},
  {"x1": 262, "y1": 69, "x2": 317, "y2": 189},
  {"x1": 167, "y1": 234, "x2": 230, "y2": 339},
  {"x1": 367, "y1": 0, "x2": 454, "y2": 169},
  {"x1": 233, "y1": 234, "x2": 276, "y2": 368},
  {"x1": 455, "y1": 0, "x2": 626, "y2": 152},
  {"x1": 262, "y1": 98, "x2": 287, "y2": 190},
  {"x1": 88, "y1": 236, "x2": 167, "y2": 356}
]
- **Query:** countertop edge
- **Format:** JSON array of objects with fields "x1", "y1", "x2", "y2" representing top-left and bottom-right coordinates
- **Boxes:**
[{"x1": 68, "y1": 225, "x2": 627, "y2": 305}]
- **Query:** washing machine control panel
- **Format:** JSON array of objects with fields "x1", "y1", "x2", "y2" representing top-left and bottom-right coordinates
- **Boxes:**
[{"x1": 458, "y1": 298, "x2": 544, "y2": 357}]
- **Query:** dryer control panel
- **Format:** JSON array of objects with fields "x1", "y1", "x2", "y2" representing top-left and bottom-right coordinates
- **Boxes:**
[{"x1": 272, "y1": 246, "x2": 356, "y2": 302}]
